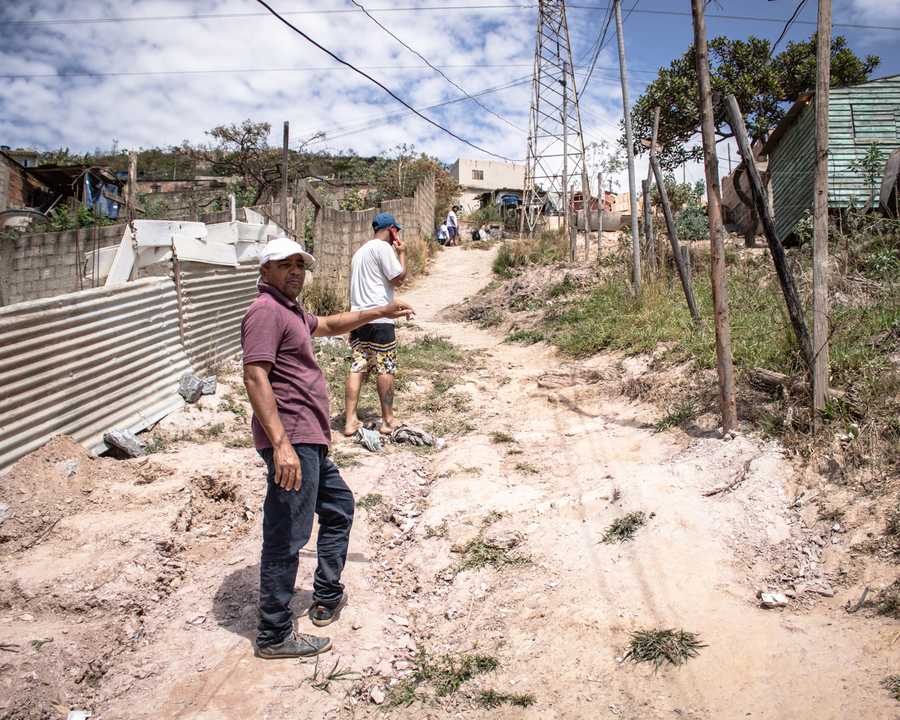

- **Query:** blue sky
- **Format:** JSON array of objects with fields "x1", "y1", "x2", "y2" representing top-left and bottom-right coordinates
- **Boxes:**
[{"x1": 1, "y1": 1, "x2": 898, "y2": 189}]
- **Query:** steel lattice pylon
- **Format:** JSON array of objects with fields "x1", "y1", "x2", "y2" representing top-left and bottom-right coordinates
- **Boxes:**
[{"x1": 522, "y1": 0, "x2": 591, "y2": 235}]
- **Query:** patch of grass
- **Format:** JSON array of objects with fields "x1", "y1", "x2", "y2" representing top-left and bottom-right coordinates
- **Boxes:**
[
  {"x1": 877, "y1": 580, "x2": 900, "y2": 618},
  {"x1": 549, "y1": 273, "x2": 578, "y2": 297},
  {"x1": 479, "y1": 312, "x2": 506, "y2": 329},
  {"x1": 624, "y1": 628, "x2": 706, "y2": 672},
  {"x1": 386, "y1": 649, "x2": 500, "y2": 707},
  {"x1": 301, "y1": 275, "x2": 349, "y2": 317},
  {"x1": 506, "y1": 448, "x2": 523, "y2": 455},
  {"x1": 492, "y1": 229, "x2": 569, "y2": 278},
  {"x1": 490, "y1": 431, "x2": 516, "y2": 444},
  {"x1": 652, "y1": 398, "x2": 697, "y2": 433},
  {"x1": 424, "y1": 522, "x2": 449, "y2": 539},
  {"x1": 477, "y1": 689, "x2": 536, "y2": 709},
  {"x1": 145, "y1": 433, "x2": 168, "y2": 454},
  {"x1": 457, "y1": 538, "x2": 530, "y2": 573},
  {"x1": 218, "y1": 393, "x2": 248, "y2": 419},
  {"x1": 330, "y1": 449, "x2": 362, "y2": 468},
  {"x1": 356, "y1": 493, "x2": 383, "y2": 509},
  {"x1": 30, "y1": 638, "x2": 53, "y2": 651},
  {"x1": 310, "y1": 657, "x2": 360, "y2": 693},
  {"x1": 203, "y1": 422, "x2": 225, "y2": 438},
  {"x1": 601, "y1": 511, "x2": 652, "y2": 544},
  {"x1": 477, "y1": 278, "x2": 504, "y2": 296},
  {"x1": 882, "y1": 675, "x2": 900, "y2": 701},
  {"x1": 515, "y1": 462, "x2": 539, "y2": 474},
  {"x1": 505, "y1": 329, "x2": 546, "y2": 345},
  {"x1": 386, "y1": 680, "x2": 427, "y2": 707},
  {"x1": 482, "y1": 510, "x2": 505, "y2": 526},
  {"x1": 224, "y1": 435, "x2": 254, "y2": 449},
  {"x1": 611, "y1": 486, "x2": 621, "y2": 502}
]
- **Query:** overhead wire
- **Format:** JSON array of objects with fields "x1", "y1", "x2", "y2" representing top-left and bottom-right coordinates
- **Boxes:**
[
  {"x1": 251, "y1": 0, "x2": 519, "y2": 161},
  {"x1": 2, "y1": 7, "x2": 897, "y2": 32},
  {"x1": 348, "y1": 0, "x2": 526, "y2": 133},
  {"x1": 771, "y1": 0, "x2": 811, "y2": 53}
]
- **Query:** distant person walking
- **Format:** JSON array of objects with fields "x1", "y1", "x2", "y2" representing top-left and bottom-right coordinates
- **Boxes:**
[
  {"x1": 446, "y1": 205, "x2": 459, "y2": 246},
  {"x1": 344, "y1": 213, "x2": 409, "y2": 437}
]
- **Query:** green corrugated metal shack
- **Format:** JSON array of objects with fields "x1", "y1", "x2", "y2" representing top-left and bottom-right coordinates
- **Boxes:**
[{"x1": 760, "y1": 74, "x2": 900, "y2": 241}]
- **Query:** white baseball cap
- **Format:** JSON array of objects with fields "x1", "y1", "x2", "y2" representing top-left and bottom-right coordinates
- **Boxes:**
[{"x1": 259, "y1": 237, "x2": 315, "y2": 266}]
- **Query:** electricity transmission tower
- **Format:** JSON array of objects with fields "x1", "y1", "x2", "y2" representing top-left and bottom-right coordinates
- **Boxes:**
[{"x1": 522, "y1": 0, "x2": 591, "y2": 243}]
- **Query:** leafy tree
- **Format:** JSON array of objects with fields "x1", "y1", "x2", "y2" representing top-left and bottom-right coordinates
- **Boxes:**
[
  {"x1": 178, "y1": 119, "x2": 325, "y2": 205},
  {"x1": 336, "y1": 145, "x2": 463, "y2": 227},
  {"x1": 631, "y1": 33, "x2": 880, "y2": 169},
  {"x1": 586, "y1": 140, "x2": 626, "y2": 192},
  {"x1": 848, "y1": 140, "x2": 887, "y2": 196}
]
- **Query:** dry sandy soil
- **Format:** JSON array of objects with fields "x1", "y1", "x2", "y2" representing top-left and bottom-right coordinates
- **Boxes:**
[{"x1": 2, "y1": 240, "x2": 900, "y2": 720}]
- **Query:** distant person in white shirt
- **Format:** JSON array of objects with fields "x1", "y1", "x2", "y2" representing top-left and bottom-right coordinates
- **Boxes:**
[
  {"x1": 446, "y1": 206, "x2": 459, "y2": 246},
  {"x1": 344, "y1": 213, "x2": 408, "y2": 437},
  {"x1": 437, "y1": 224, "x2": 449, "y2": 246}
]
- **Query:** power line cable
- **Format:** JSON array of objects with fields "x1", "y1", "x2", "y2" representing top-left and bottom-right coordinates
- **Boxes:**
[
  {"x1": 348, "y1": 0, "x2": 526, "y2": 132},
  {"x1": 771, "y1": 0, "x2": 811, "y2": 53},
  {"x1": 2, "y1": 6, "x2": 897, "y2": 31},
  {"x1": 252, "y1": 0, "x2": 518, "y2": 161}
]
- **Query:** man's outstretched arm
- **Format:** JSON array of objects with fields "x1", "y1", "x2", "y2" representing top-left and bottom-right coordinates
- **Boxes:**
[{"x1": 312, "y1": 299, "x2": 415, "y2": 337}]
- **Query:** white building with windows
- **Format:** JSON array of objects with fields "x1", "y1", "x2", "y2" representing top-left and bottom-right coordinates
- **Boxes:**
[{"x1": 449, "y1": 158, "x2": 526, "y2": 215}]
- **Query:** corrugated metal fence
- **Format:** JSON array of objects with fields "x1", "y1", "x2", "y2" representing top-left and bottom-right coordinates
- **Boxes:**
[
  {"x1": 0, "y1": 278, "x2": 193, "y2": 474},
  {"x1": 175, "y1": 260, "x2": 260, "y2": 372}
]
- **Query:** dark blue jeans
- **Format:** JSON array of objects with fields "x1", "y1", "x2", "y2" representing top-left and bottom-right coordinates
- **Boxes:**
[{"x1": 256, "y1": 444, "x2": 354, "y2": 647}]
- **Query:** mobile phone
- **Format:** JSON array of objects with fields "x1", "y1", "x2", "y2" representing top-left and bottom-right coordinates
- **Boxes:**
[{"x1": 389, "y1": 227, "x2": 398, "y2": 244}]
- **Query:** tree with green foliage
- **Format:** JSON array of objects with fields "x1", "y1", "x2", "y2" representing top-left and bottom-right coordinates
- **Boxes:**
[
  {"x1": 335, "y1": 145, "x2": 463, "y2": 227},
  {"x1": 178, "y1": 119, "x2": 325, "y2": 205},
  {"x1": 630, "y1": 33, "x2": 880, "y2": 169}
]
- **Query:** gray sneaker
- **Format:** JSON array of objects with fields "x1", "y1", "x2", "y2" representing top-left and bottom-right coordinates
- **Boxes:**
[
  {"x1": 309, "y1": 592, "x2": 349, "y2": 627},
  {"x1": 257, "y1": 631, "x2": 332, "y2": 659}
]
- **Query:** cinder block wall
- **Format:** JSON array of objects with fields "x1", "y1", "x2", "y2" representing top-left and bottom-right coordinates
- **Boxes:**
[
  {"x1": 313, "y1": 174, "x2": 435, "y2": 290},
  {"x1": 0, "y1": 225, "x2": 125, "y2": 306}
]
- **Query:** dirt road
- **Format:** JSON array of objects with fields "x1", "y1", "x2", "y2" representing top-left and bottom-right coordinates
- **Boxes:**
[{"x1": 2, "y1": 243, "x2": 899, "y2": 719}]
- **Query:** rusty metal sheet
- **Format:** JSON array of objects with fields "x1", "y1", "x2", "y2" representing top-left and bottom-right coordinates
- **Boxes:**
[{"x1": 0, "y1": 277, "x2": 191, "y2": 476}]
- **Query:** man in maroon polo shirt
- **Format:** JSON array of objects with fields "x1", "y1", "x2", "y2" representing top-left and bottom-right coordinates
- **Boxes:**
[{"x1": 241, "y1": 237, "x2": 414, "y2": 659}]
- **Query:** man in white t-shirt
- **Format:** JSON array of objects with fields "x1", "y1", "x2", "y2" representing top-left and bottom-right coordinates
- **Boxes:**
[
  {"x1": 446, "y1": 206, "x2": 459, "y2": 246},
  {"x1": 344, "y1": 213, "x2": 408, "y2": 437}
]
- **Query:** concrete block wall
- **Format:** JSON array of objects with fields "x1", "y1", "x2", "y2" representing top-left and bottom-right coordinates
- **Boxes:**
[
  {"x1": 0, "y1": 224, "x2": 125, "y2": 306},
  {"x1": 313, "y1": 174, "x2": 435, "y2": 290}
]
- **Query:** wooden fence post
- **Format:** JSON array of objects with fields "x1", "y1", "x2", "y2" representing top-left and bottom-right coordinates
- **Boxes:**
[
  {"x1": 649, "y1": 154, "x2": 701, "y2": 325},
  {"x1": 724, "y1": 94, "x2": 816, "y2": 377}
]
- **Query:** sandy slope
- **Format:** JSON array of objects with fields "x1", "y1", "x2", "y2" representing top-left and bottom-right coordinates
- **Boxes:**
[{"x1": 2, "y1": 243, "x2": 898, "y2": 720}]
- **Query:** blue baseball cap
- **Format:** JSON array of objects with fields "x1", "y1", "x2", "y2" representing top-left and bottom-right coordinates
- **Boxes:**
[{"x1": 372, "y1": 213, "x2": 404, "y2": 231}]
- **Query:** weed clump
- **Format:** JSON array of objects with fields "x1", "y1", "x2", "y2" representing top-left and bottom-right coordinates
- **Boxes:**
[
  {"x1": 625, "y1": 628, "x2": 706, "y2": 672},
  {"x1": 356, "y1": 493, "x2": 383, "y2": 509},
  {"x1": 601, "y1": 511, "x2": 653, "y2": 544},
  {"x1": 457, "y1": 538, "x2": 530, "y2": 573},
  {"x1": 652, "y1": 399, "x2": 697, "y2": 433},
  {"x1": 385, "y1": 647, "x2": 501, "y2": 707},
  {"x1": 477, "y1": 689, "x2": 536, "y2": 708},
  {"x1": 882, "y1": 675, "x2": 900, "y2": 701}
]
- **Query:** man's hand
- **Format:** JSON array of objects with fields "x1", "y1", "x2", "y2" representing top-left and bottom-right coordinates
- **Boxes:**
[
  {"x1": 272, "y1": 439, "x2": 302, "y2": 491},
  {"x1": 382, "y1": 299, "x2": 415, "y2": 321},
  {"x1": 393, "y1": 237, "x2": 407, "y2": 254}
]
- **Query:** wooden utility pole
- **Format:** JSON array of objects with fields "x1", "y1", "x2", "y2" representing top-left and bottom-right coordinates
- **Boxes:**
[
  {"x1": 597, "y1": 171, "x2": 603, "y2": 256},
  {"x1": 281, "y1": 121, "x2": 290, "y2": 228},
  {"x1": 724, "y1": 94, "x2": 815, "y2": 376},
  {"x1": 650, "y1": 154, "x2": 701, "y2": 325},
  {"x1": 644, "y1": 106, "x2": 660, "y2": 275},
  {"x1": 614, "y1": 0, "x2": 641, "y2": 295},
  {"x1": 126, "y1": 151, "x2": 137, "y2": 224},
  {"x1": 692, "y1": 0, "x2": 737, "y2": 434},
  {"x1": 813, "y1": 0, "x2": 832, "y2": 420}
]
